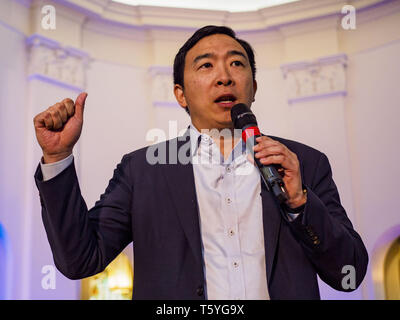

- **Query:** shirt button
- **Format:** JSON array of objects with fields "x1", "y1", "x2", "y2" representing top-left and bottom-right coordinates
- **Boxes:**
[
  {"x1": 226, "y1": 166, "x2": 232, "y2": 173},
  {"x1": 228, "y1": 229, "x2": 235, "y2": 237},
  {"x1": 226, "y1": 198, "x2": 232, "y2": 204},
  {"x1": 233, "y1": 261, "x2": 239, "y2": 268}
]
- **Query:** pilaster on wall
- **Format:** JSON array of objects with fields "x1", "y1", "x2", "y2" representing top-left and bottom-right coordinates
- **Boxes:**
[{"x1": 23, "y1": 33, "x2": 90, "y2": 299}]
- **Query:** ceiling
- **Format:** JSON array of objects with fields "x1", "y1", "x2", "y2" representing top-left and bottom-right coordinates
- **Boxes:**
[{"x1": 111, "y1": 0, "x2": 300, "y2": 12}]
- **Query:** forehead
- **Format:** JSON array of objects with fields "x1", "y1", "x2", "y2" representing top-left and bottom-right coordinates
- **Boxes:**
[{"x1": 186, "y1": 33, "x2": 248, "y2": 62}]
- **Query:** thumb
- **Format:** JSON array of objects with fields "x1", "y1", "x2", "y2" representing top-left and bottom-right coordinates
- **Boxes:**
[{"x1": 74, "y1": 92, "x2": 88, "y2": 121}]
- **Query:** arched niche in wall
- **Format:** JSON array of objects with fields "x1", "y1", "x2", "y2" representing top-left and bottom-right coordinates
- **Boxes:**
[
  {"x1": 383, "y1": 237, "x2": 400, "y2": 299},
  {"x1": 371, "y1": 225, "x2": 400, "y2": 299},
  {"x1": 80, "y1": 252, "x2": 133, "y2": 300}
]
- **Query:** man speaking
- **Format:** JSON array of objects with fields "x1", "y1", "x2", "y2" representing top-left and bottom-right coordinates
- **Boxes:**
[{"x1": 33, "y1": 25, "x2": 368, "y2": 299}]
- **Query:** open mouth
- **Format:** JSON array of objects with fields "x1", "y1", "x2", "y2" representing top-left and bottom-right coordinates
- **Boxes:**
[{"x1": 214, "y1": 94, "x2": 237, "y2": 107}]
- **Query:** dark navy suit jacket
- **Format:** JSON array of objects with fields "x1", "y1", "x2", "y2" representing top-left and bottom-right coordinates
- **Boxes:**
[{"x1": 34, "y1": 132, "x2": 368, "y2": 299}]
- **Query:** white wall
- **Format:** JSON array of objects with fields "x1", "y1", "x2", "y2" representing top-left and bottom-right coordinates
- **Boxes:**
[
  {"x1": 25, "y1": 78, "x2": 82, "y2": 299},
  {"x1": 0, "y1": 21, "x2": 28, "y2": 300},
  {"x1": 80, "y1": 60, "x2": 150, "y2": 208},
  {"x1": 346, "y1": 40, "x2": 400, "y2": 299}
]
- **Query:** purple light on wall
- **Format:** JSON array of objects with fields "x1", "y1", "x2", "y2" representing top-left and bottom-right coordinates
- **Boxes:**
[
  {"x1": 0, "y1": 223, "x2": 11, "y2": 299},
  {"x1": 27, "y1": 74, "x2": 82, "y2": 93}
]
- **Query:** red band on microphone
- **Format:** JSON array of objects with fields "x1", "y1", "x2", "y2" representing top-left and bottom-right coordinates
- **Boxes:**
[{"x1": 242, "y1": 126, "x2": 260, "y2": 142}]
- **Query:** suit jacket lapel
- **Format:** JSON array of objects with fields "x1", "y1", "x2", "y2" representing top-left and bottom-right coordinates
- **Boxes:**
[
  {"x1": 260, "y1": 179, "x2": 282, "y2": 284},
  {"x1": 161, "y1": 132, "x2": 203, "y2": 265}
]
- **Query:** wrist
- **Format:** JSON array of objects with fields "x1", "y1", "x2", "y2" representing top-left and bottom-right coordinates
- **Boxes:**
[
  {"x1": 43, "y1": 151, "x2": 72, "y2": 164},
  {"x1": 286, "y1": 187, "x2": 307, "y2": 209}
]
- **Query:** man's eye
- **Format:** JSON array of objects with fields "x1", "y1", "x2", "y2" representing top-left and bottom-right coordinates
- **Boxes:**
[
  {"x1": 200, "y1": 62, "x2": 212, "y2": 69},
  {"x1": 232, "y1": 61, "x2": 244, "y2": 67}
]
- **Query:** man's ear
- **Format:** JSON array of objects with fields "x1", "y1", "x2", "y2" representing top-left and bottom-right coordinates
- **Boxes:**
[
  {"x1": 174, "y1": 84, "x2": 188, "y2": 110},
  {"x1": 252, "y1": 80, "x2": 257, "y2": 102}
]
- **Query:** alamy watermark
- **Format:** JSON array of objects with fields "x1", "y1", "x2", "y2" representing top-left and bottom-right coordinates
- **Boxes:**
[
  {"x1": 341, "y1": 5, "x2": 356, "y2": 30},
  {"x1": 145, "y1": 121, "x2": 256, "y2": 176},
  {"x1": 341, "y1": 265, "x2": 356, "y2": 290},
  {"x1": 41, "y1": 5, "x2": 56, "y2": 30},
  {"x1": 41, "y1": 265, "x2": 56, "y2": 290}
]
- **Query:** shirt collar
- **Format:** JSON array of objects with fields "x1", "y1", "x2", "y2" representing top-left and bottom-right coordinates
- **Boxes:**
[{"x1": 189, "y1": 123, "x2": 247, "y2": 163}]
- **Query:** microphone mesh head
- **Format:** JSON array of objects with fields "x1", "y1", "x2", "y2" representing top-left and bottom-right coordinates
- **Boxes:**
[{"x1": 230, "y1": 103, "x2": 258, "y2": 129}]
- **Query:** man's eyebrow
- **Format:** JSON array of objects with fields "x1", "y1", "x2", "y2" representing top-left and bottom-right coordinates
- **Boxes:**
[
  {"x1": 192, "y1": 50, "x2": 247, "y2": 65},
  {"x1": 193, "y1": 53, "x2": 214, "y2": 65},
  {"x1": 227, "y1": 50, "x2": 247, "y2": 60}
]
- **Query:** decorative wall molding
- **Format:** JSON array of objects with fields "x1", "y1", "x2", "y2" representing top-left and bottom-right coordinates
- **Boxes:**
[
  {"x1": 281, "y1": 53, "x2": 347, "y2": 103},
  {"x1": 57, "y1": 0, "x2": 388, "y2": 32},
  {"x1": 26, "y1": 34, "x2": 90, "y2": 90},
  {"x1": 148, "y1": 66, "x2": 178, "y2": 107},
  {"x1": 2, "y1": 0, "x2": 398, "y2": 44}
]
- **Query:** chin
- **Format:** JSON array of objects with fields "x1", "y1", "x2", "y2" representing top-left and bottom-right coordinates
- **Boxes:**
[{"x1": 215, "y1": 119, "x2": 234, "y2": 130}]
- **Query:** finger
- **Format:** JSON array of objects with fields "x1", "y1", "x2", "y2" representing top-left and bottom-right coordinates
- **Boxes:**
[
  {"x1": 256, "y1": 136, "x2": 274, "y2": 143},
  {"x1": 62, "y1": 98, "x2": 75, "y2": 117},
  {"x1": 43, "y1": 111, "x2": 54, "y2": 130},
  {"x1": 260, "y1": 154, "x2": 296, "y2": 171},
  {"x1": 49, "y1": 108, "x2": 63, "y2": 130},
  {"x1": 259, "y1": 154, "x2": 285, "y2": 166},
  {"x1": 74, "y1": 92, "x2": 88, "y2": 121},
  {"x1": 255, "y1": 145, "x2": 285, "y2": 159},
  {"x1": 33, "y1": 112, "x2": 46, "y2": 128},
  {"x1": 55, "y1": 102, "x2": 68, "y2": 123},
  {"x1": 254, "y1": 139, "x2": 279, "y2": 151}
]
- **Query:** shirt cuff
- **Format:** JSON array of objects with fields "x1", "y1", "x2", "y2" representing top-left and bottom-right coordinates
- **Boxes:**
[{"x1": 40, "y1": 154, "x2": 74, "y2": 181}]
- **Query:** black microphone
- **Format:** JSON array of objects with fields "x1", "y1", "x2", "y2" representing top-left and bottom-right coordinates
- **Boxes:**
[{"x1": 231, "y1": 103, "x2": 288, "y2": 204}]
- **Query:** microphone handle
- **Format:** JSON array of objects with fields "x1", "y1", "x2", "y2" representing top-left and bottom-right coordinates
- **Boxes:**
[{"x1": 246, "y1": 134, "x2": 288, "y2": 204}]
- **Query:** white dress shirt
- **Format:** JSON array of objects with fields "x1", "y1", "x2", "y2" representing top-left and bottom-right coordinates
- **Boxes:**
[{"x1": 188, "y1": 125, "x2": 269, "y2": 300}]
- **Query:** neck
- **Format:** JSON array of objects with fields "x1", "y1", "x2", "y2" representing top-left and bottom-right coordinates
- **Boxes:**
[
  {"x1": 209, "y1": 128, "x2": 241, "y2": 160},
  {"x1": 191, "y1": 123, "x2": 241, "y2": 160}
]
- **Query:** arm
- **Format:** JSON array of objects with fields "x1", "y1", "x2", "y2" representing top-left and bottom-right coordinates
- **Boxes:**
[
  {"x1": 254, "y1": 136, "x2": 368, "y2": 291},
  {"x1": 35, "y1": 154, "x2": 133, "y2": 280},
  {"x1": 40, "y1": 154, "x2": 73, "y2": 181},
  {"x1": 288, "y1": 153, "x2": 368, "y2": 291},
  {"x1": 33, "y1": 93, "x2": 133, "y2": 279}
]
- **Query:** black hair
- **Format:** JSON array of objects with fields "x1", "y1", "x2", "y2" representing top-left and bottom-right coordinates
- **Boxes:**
[{"x1": 173, "y1": 25, "x2": 256, "y2": 114}]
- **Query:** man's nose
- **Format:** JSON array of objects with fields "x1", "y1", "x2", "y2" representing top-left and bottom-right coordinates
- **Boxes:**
[
  {"x1": 217, "y1": 79, "x2": 232, "y2": 86},
  {"x1": 216, "y1": 66, "x2": 233, "y2": 86}
]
